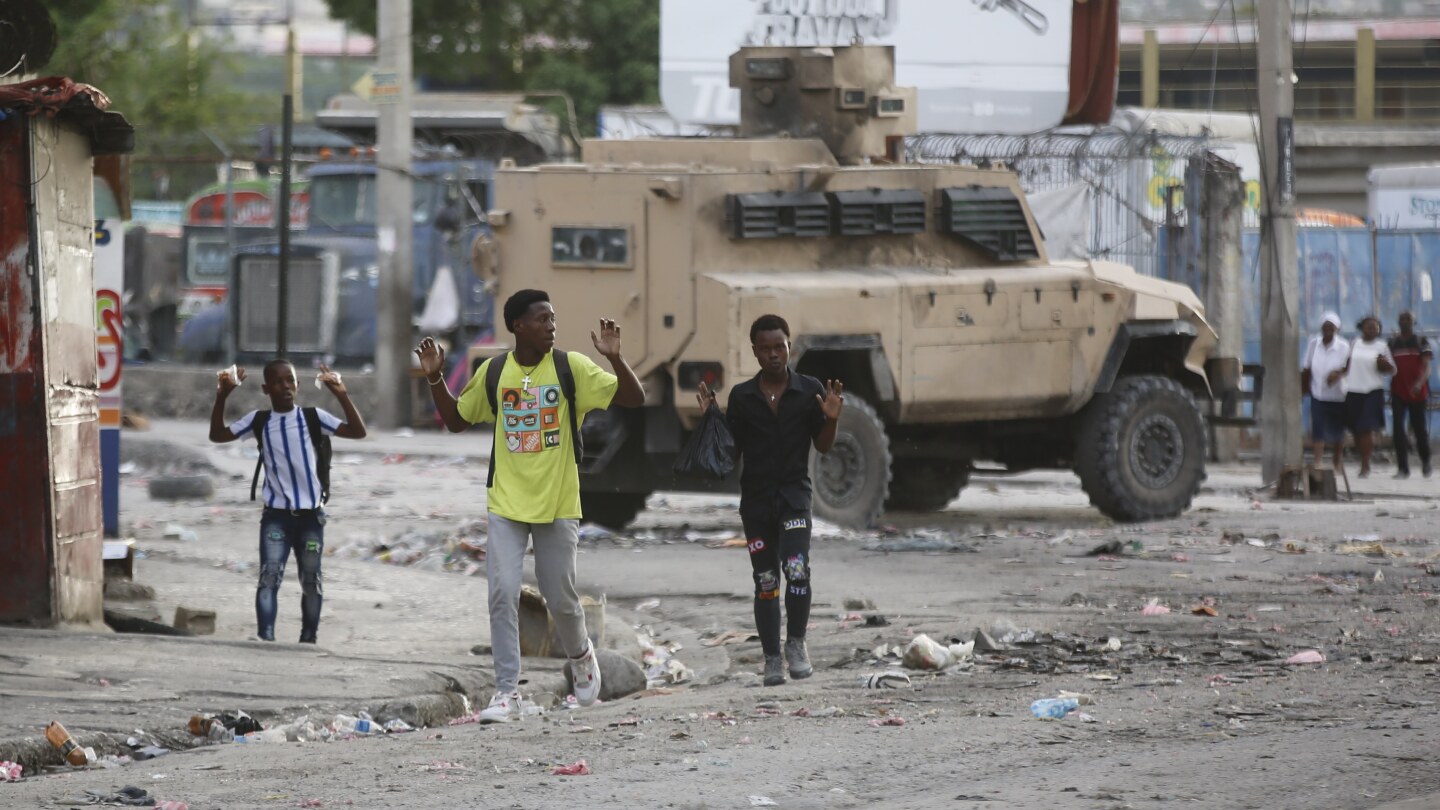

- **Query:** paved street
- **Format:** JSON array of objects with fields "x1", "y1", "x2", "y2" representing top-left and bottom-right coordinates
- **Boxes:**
[{"x1": 2, "y1": 420, "x2": 1438, "y2": 809}]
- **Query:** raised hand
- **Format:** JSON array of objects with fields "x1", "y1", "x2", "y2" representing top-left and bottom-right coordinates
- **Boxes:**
[
  {"x1": 591, "y1": 318, "x2": 622, "y2": 359},
  {"x1": 415, "y1": 336, "x2": 446, "y2": 379},
  {"x1": 817, "y1": 379, "x2": 844, "y2": 421},
  {"x1": 697, "y1": 380, "x2": 718, "y2": 411},
  {"x1": 218, "y1": 366, "x2": 247, "y2": 395},
  {"x1": 317, "y1": 364, "x2": 346, "y2": 395}
]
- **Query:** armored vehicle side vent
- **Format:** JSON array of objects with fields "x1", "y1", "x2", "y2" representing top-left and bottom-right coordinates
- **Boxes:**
[
  {"x1": 939, "y1": 187, "x2": 1040, "y2": 261},
  {"x1": 828, "y1": 189, "x2": 926, "y2": 236},
  {"x1": 729, "y1": 192, "x2": 831, "y2": 239}
]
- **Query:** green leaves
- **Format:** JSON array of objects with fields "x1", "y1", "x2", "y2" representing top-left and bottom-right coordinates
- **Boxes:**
[
  {"x1": 324, "y1": 0, "x2": 659, "y2": 135},
  {"x1": 46, "y1": 0, "x2": 265, "y2": 161}
]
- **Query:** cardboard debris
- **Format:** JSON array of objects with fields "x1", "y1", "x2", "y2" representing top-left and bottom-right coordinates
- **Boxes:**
[{"x1": 1337, "y1": 542, "x2": 1404, "y2": 558}]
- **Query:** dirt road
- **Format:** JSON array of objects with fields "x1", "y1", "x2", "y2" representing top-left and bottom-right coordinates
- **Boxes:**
[{"x1": 4, "y1": 422, "x2": 1438, "y2": 809}]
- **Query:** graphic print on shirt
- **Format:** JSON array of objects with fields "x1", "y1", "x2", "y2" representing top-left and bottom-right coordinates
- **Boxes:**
[{"x1": 501, "y1": 384, "x2": 562, "y2": 454}]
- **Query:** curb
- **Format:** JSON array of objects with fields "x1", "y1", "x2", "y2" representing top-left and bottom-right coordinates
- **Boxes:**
[{"x1": 0, "y1": 669, "x2": 583, "y2": 779}]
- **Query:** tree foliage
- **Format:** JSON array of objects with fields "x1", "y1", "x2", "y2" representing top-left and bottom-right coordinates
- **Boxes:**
[
  {"x1": 44, "y1": 0, "x2": 265, "y2": 158},
  {"x1": 323, "y1": 0, "x2": 660, "y2": 134}
]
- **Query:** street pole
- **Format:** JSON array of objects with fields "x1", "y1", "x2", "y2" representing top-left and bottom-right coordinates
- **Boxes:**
[
  {"x1": 1257, "y1": 0, "x2": 1302, "y2": 484},
  {"x1": 277, "y1": 24, "x2": 297, "y2": 357},
  {"x1": 376, "y1": 0, "x2": 414, "y2": 429},
  {"x1": 1203, "y1": 155, "x2": 1245, "y2": 462}
]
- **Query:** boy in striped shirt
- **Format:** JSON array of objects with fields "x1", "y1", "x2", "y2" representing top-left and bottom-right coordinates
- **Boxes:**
[{"x1": 210, "y1": 359, "x2": 367, "y2": 643}]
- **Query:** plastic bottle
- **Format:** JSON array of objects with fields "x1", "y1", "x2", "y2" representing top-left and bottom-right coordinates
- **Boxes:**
[
  {"x1": 1030, "y1": 697, "x2": 1080, "y2": 720},
  {"x1": 335, "y1": 712, "x2": 376, "y2": 735},
  {"x1": 45, "y1": 721, "x2": 90, "y2": 766}
]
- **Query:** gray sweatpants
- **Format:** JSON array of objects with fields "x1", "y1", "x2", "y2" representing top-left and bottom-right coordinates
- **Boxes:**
[{"x1": 486, "y1": 512, "x2": 589, "y2": 694}]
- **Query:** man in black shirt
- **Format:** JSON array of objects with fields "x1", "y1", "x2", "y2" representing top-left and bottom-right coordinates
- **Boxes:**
[{"x1": 698, "y1": 314, "x2": 843, "y2": 686}]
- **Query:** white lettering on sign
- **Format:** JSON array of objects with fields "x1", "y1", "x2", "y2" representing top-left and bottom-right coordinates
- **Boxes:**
[
  {"x1": 691, "y1": 75, "x2": 742, "y2": 121},
  {"x1": 746, "y1": 0, "x2": 896, "y2": 46}
]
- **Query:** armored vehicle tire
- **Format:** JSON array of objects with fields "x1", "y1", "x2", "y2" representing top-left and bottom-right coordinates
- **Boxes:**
[
  {"x1": 1075, "y1": 375, "x2": 1207, "y2": 522},
  {"x1": 580, "y1": 491, "x2": 650, "y2": 531},
  {"x1": 810, "y1": 396, "x2": 891, "y2": 528},
  {"x1": 885, "y1": 461, "x2": 970, "y2": 512}
]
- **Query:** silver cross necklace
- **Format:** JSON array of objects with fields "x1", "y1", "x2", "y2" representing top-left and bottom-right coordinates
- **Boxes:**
[{"x1": 518, "y1": 358, "x2": 542, "y2": 389}]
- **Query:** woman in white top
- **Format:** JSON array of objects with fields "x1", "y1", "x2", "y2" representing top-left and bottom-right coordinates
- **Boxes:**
[{"x1": 1344, "y1": 315, "x2": 1395, "y2": 478}]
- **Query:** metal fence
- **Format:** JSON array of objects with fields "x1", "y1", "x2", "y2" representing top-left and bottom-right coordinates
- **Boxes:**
[{"x1": 904, "y1": 131, "x2": 1217, "y2": 279}]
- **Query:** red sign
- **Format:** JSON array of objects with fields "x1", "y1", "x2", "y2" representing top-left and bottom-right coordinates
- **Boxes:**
[{"x1": 185, "y1": 190, "x2": 309, "y2": 229}]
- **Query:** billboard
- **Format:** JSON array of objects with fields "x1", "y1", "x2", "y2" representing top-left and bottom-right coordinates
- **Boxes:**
[{"x1": 661, "y1": 0, "x2": 1073, "y2": 133}]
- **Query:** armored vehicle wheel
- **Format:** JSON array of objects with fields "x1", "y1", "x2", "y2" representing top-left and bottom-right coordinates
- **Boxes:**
[
  {"x1": 1075, "y1": 375, "x2": 1207, "y2": 522},
  {"x1": 810, "y1": 396, "x2": 891, "y2": 528},
  {"x1": 885, "y1": 461, "x2": 970, "y2": 512},
  {"x1": 580, "y1": 491, "x2": 650, "y2": 531}
]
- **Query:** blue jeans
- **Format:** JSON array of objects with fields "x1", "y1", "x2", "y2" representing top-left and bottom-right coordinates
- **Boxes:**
[{"x1": 257, "y1": 508, "x2": 325, "y2": 642}]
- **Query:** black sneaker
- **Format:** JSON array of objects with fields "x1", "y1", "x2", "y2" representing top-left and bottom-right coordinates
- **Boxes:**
[{"x1": 1425, "y1": 463, "x2": 1434, "y2": 478}]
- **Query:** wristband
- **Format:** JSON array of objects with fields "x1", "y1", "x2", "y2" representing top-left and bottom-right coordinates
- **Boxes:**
[{"x1": 427, "y1": 373, "x2": 444, "y2": 385}]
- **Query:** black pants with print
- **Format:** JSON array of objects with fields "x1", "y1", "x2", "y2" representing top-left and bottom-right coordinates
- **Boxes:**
[{"x1": 740, "y1": 502, "x2": 813, "y2": 657}]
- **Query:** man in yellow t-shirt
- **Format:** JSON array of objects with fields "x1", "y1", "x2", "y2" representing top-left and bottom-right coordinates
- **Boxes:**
[{"x1": 415, "y1": 289, "x2": 645, "y2": 722}]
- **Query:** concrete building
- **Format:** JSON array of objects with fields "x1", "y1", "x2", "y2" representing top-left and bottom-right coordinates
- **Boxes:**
[{"x1": 1118, "y1": 7, "x2": 1440, "y2": 216}]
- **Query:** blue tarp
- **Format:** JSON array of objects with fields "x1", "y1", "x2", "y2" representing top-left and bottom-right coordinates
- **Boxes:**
[
  {"x1": 1235, "y1": 229, "x2": 1440, "y2": 433},
  {"x1": 1157, "y1": 228, "x2": 1440, "y2": 432},
  {"x1": 1237, "y1": 230, "x2": 1440, "y2": 388}
]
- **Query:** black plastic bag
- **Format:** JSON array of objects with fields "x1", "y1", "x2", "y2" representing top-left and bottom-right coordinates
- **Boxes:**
[{"x1": 673, "y1": 402, "x2": 735, "y2": 479}]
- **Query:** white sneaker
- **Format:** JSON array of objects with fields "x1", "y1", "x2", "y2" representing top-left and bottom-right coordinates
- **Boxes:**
[
  {"x1": 479, "y1": 690, "x2": 522, "y2": 723},
  {"x1": 570, "y1": 644, "x2": 602, "y2": 707}
]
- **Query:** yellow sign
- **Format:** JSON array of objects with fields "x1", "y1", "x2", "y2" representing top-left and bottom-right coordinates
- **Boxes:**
[{"x1": 352, "y1": 69, "x2": 401, "y2": 104}]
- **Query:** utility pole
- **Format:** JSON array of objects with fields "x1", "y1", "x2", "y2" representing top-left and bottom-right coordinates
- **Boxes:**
[
  {"x1": 277, "y1": 24, "x2": 297, "y2": 357},
  {"x1": 375, "y1": 0, "x2": 414, "y2": 429},
  {"x1": 1257, "y1": 0, "x2": 1302, "y2": 484}
]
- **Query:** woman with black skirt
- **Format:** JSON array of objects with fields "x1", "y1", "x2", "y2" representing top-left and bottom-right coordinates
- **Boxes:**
[{"x1": 1344, "y1": 315, "x2": 1395, "y2": 478}]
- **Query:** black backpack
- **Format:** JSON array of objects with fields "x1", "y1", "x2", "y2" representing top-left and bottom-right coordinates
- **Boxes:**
[
  {"x1": 249, "y1": 406, "x2": 333, "y2": 504},
  {"x1": 483, "y1": 350, "x2": 582, "y2": 488}
]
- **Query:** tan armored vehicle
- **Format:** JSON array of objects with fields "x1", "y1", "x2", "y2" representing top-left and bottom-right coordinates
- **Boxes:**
[{"x1": 475, "y1": 45, "x2": 1243, "y2": 529}]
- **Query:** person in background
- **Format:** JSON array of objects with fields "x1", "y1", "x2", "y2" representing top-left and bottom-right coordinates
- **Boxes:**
[
  {"x1": 1344, "y1": 315, "x2": 1395, "y2": 478},
  {"x1": 1388, "y1": 310, "x2": 1432, "y2": 479},
  {"x1": 1302, "y1": 312, "x2": 1350, "y2": 472}
]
